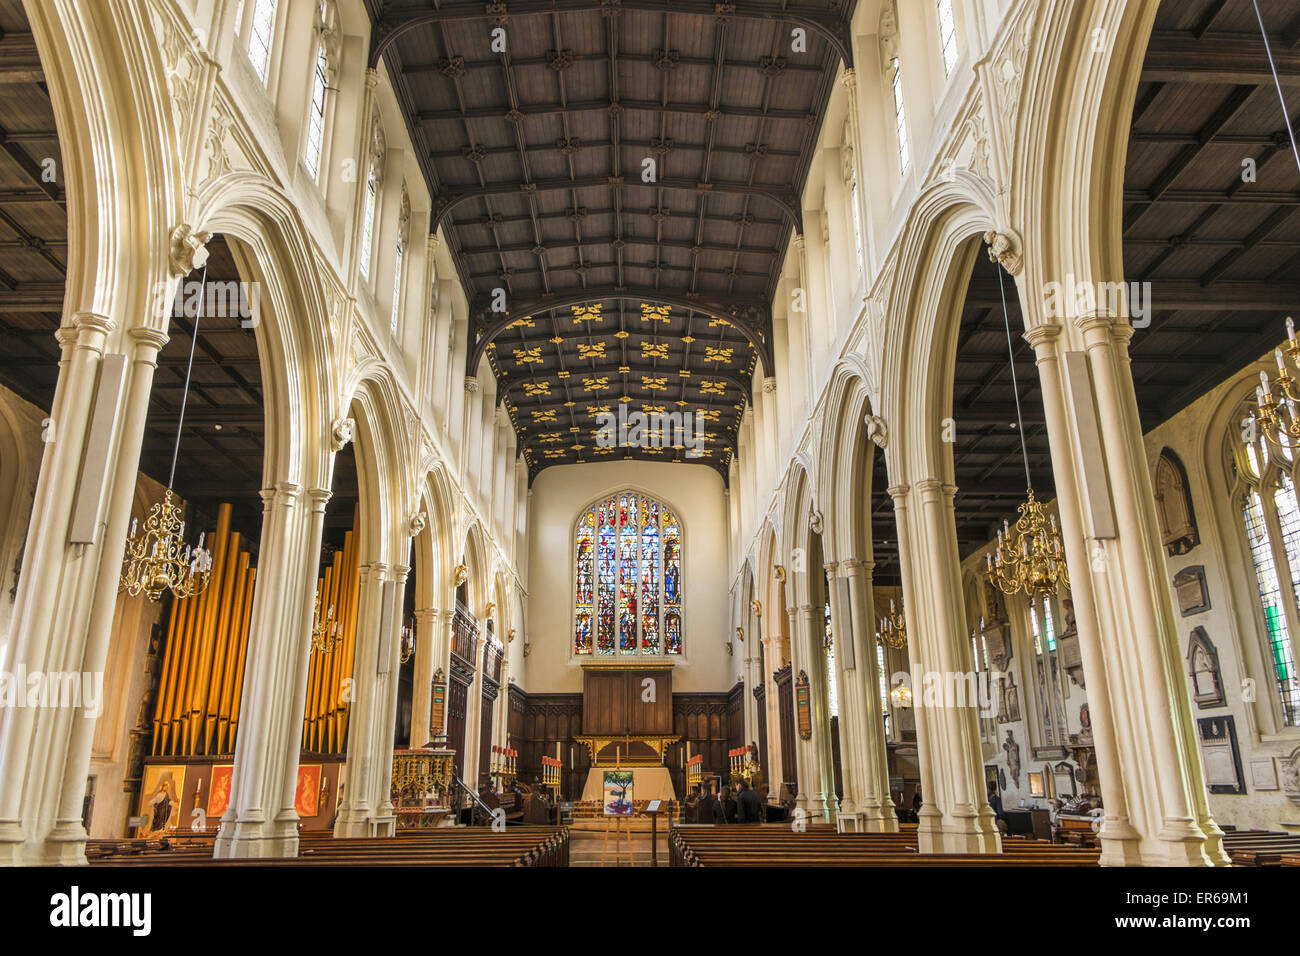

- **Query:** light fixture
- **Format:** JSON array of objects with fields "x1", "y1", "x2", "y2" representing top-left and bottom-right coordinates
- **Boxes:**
[
  {"x1": 876, "y1": 598, "x2": 907, "y2": 649},
  {"x1": 982, "y1": 240, "x2": 1069, "y2": 598},
  {"x1": 399, "y1": 616, "x2": 415, "y2": 664},
  {"x1": 889, "y1": 677, "x2": 912, "y2": 709},
  {"x1": 311, "y1": 596, "x2": 341, "y2": 654},
  {"x1": 120, "y1": 267, "x2": 213, "y2": 602},
  {"x1": 1253, "y1": 320, "x2": 1300, "y2": 455}
]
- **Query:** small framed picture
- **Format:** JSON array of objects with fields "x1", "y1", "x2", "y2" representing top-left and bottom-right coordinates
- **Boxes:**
[
  {"x1": 1249, "y1": 759, "x2": 1279, "y2": 791},
  {"x1": 1028, "y1": 772, "x2": 1045, "y2": 797}
]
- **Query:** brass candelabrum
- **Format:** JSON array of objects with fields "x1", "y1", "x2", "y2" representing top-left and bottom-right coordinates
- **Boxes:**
[
  {"x1": 876, "y1": 598, "x2": 907, "y2": 649},
  {"x1": 399, "y1": 617, "x2": 415, "y2": 664},
  {"x1": 1254, "y1": 317, "x2": 1300, "y2": 454},
  {"x1": 311, "y1": 597, "x2": 341, "y2": 654},
  {"x1": 985, "y1": 489, "x2": 1069, "y2": 597},
  {"x1": 119, "y1": 490, "x2": 212, "y2": 602}
]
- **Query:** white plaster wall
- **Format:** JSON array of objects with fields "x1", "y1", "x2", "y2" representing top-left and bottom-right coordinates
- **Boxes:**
[{"x1": 525, "y1": 461, "x2": 732, "y2": 694}]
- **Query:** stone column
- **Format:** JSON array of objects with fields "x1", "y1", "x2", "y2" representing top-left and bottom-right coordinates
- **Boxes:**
[
  {"x1": 911, "y1": 479, "x2": 1000, "y2": 853},
  {"x1": 410, "y1": 606, "x2": 440, "y2": 745},
  {"x1": 887, "y1": 483, "x2": 944, "y2": 853},
  {"x1": 333, "y1": 560, "x2": 400, "y2": 838},
  {"x1": 0, "y1": 318, "x2": 168, "y2": 865},
  {"x1": 464, "y1": 631, "x2": 487, "y2": 788},
  {"x1": 833, "y1": 558, "x2": 898, "y2": 833},
  {"x1": 789, "y1": 603, "x2": 836, "y2": 823},
  {"x1": 758, "y1": 632, "x2": 784, "y2": 796},
  {"x1": 215, "y1": 482, "x2": 329, "y2": 858},
  {"x1": 1022, "y1": 314, "x2": 1225, "y2": 865}
]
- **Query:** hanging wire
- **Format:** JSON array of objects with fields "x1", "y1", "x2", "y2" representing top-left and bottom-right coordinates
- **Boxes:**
[
  {"x1": 1252, "y1": 0, "x2": 1300, "y2": 178},
  {"x1": 167, "y1": 265, "x2": 206, "y2": 491},
  {"x1": 993, "y1": 252, "x2": 1033, "y2": 492}
]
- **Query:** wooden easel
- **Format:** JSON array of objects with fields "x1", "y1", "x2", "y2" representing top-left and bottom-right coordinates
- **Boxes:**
[
  {"x1": 601, "y1": 812, "x2": 633, "y2": 866},
  {"x1": 600, "y1": 750, "x2": 634, "y2": 866}
]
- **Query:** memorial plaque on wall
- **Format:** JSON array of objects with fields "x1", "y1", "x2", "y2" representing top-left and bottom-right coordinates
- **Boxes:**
[
  {"x1": 795, "y1": 670, "x2": 812, "y2": 740},
  {"x1": 430, "y1": 669, "x2": 447, "y2": 738},
  {"x1": 1173, "y1": 566, "x2": 1210, "y2": 616}
]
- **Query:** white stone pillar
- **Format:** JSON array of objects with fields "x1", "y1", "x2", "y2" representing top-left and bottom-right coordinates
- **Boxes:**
[
  {"x1": 214, "y1": 482, "x2": 329, "y2": 858},
  {"x1": 832, "y1": 558, "x2": 897, "y2": 832},
  {"x1": 409, "y1": 605, "x2": 440, "y2": 745},
  {"x1": 788, "y1": 603, "x2": 836, "y2": 823}
]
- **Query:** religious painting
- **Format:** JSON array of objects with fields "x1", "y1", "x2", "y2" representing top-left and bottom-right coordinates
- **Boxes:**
[
  {"x1": 1173, "y1": 566, "x2": 1210, "y2": 617},
  {"x1": 207, "y1": 764, "x2": 234, "y2": 818},
  {"x1": 136, "y1": 764, "x2": 186, "y2": 838},
  {"x1": 295, "y1": 764, "x2": 323, "y2": 817},
  {"x1": 1028, "y1": 771, "x2": 1045, "y2": 798},
  {"x1": 1197, "y1": 716, "x2": 1245, "y2": 794},
  {"x1": 603, "y1": 770, "x2": 634, "y2": 815}
]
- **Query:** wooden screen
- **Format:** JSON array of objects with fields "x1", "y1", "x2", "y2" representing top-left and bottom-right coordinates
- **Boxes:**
[{"x1": 581, "y1": 666, "x2": 673, "y2": 735}]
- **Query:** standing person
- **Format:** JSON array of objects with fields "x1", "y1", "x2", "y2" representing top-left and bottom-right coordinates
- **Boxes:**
[
  {"x1": 911, "y1": 787, "x2": 923, "y2": 821},
  {"x1": 714, "y1": 786, "x2": 737, "y2": 824},
  {"x1": 736, "y1": 779, "x2": 763, "y2": 823},
  {"x1": 699, "y1": 785, "x2": 719, "y2": 825}
]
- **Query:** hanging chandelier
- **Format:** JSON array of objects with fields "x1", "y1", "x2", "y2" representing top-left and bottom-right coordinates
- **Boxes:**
[
  {"x1": 399, "y1": 617, "x2": 415, "y2": 664},
  {"x1": 120, "y1": 267, "x2": 214, "y2": 602},
  {"x1": 1253, "y1": 319, "x2": 1300, "y2": 455},
  {"x1": 876, "y1": 598, "x2": 907, "y2": 649},
  {"x1": 311, "y1": 596, "x2": 341, "y2": 654},
  {"x1": 982, "y1": 242, "x2": 1069, "y2": 597}
]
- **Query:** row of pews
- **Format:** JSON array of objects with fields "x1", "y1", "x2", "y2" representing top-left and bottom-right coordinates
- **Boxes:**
[
  {"x1": 669, "y1": 824, "x2": 1102, "y2": 867},
  {"x1": 1221, "y1": 828, "x2": 1300, "y2": 866},
  {"x1": 86, "y1": 826, "x2": 570, "y2": 867}
]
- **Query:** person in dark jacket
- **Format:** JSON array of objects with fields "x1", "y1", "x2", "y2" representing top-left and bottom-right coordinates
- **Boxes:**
[
  {"x1": 714, "y1": 786, "x2": 737, "y2": 824},
  {"x1": 736, "y1": 779, "x2": 763, "y2": 823}
]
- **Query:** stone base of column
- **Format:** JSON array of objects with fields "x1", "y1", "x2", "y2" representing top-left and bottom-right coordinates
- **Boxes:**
[
  {"x1": 1096, "y1": 814, "x2": 1143, "y2": 866},
  {"x1": 36, "y1": 820, "x2": 91, "y2": 865},
  {"x1": 1146, "y1": 818, "x2": 1222, "y2": 867},
  {"x1": 213, "y1": 818, "x2": 300, "y2": 859},
  {"x1": 916, "y1": 807, "x2": 945, "y2": 853},
  {"x1": 939, "y1": 815, "x2": 1002, "y2": 854},
  {"x1": 333, "y1": 809, "x2": 397, "y2": 838}
]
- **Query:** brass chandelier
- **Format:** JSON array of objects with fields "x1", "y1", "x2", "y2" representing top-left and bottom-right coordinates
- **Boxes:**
[
  {"x1": 1255, "y1": 322, "x2": 1300, "y2": 454},
  {"x1": 120, "y1": 267, "x2": 214, "y2": 602},
  {"x1": 983, "y1": 243, "x2": 1068, "y2": 598},
  {"x1": 311, "y1": 596, "x2": 341, "y2": 654},
  {"x1": 876, "y1": 598, "x2": 907, "y2": 649}
]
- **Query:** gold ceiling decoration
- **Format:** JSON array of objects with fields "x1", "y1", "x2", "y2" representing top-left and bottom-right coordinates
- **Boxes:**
[
  {"x1": 643, "y1": 375, "x2": 668, "y2": 390},
  {"x1": 513, "y1": 347, "x2": 543, "y2": 364},
  {"x1": 618, "y1": 365, "x2": 631, "y2": 373},
  {"x1": 582, "y1": 375, "x2": 610, "y2": 392},
  {"x1": 523, "y1": 382, "x2": 551, "y2": 397},
  {"x1": 642, "y1": 403, "x2": 666, "y2": 414},
  {"x1": 537, "y1": 431, "x2": 564, "y2": 443},
  {"x1": 704, "y1": 346, "x2": 733, "y2": 363},
  {"x1": 614, "y1": 329, "x2": 630, "y2": 339},
  {"x1": 557, "y1": 370, "x2": 571, "y2": 378},
  {"x1": 544, "y1": 449, "x2": 565, "y2": 459},
  {"x1": 641, "y1": 303, "x2": 671, "y2": 322},
  {"x1": 572, "y1": 303, "x2": 603, "y2": 323},
  {"x1": 532, "y1": 408, "x2": 557, "y2": 422},
  {"x1": 507, "y1": 316, "x2": 535, "y2": 329},
  {"x1": 681, "y1": 335, "x2": 695, "y2": 344},
  {"x1": 577, "y1": 341, "x2": 606, "y2": 359},
  {"x1": 698, "y1": 408, "x2": 721, "y2": 421},
  {"x1": 709, "y1": 318, "x2": 733, "y2": 328},
  {"x1": 641, "y1": 341, "x2": 670, "y2": 359},
  {"x1": 678, "y1": 369, "x2": 692, "y2": 377},
  {"x1": 700, "y1": 380, "x2": 727, "y2": 395},
  {"x1": 549, "y1": 335, "x2": 564, "y2": 344},
  {"x1": 586, "y1": 404, "x2": 611, "y2": 416}
]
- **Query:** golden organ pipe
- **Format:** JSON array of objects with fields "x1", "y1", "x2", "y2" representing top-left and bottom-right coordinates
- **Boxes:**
[
  {"x1": 227, "y1": 568, "x2": 255, "y2": 752},
  {"x1": 202, "y1": 528, "x2": 240, "y2": 754},
  {"x1": 152, "y1": 589, "x2": 182, "y2": 755},
  {"x1": 189, "y1": 506, "x2": 232, "y2": 754}
]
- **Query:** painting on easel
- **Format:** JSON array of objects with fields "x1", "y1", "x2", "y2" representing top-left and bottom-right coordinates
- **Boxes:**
[{"x1": 603, "y1": 770, "x2": 634, "y2": 815}]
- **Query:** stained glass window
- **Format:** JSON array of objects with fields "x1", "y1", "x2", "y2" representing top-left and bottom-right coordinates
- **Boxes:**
[{"x1": 575, "y1": 491, "x2": 683, "y2": 656}]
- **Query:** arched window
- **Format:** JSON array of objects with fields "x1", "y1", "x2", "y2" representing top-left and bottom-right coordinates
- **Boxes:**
[
  {"x1": 888, "y1": 56, "x2": 910, "y2": 174},
  {"x1": 1229, "y1": 410, "x2": 1300, "y2": 726},
  {"x1": 358, "y1": 116, "x2": 384, "y2": 281},
  {"x1": 574, "y1": 491, "x2": 682, "y2": 656},
  {"x1": 238, "y1": 0, "x2": 279, "y2": 85},
  {"x1": 936, "y1": 0, "x2": 959, "y2": 77},
  {"x1": 303, "y1": 0, "x2": 339, "y2": 182},
  {"x1": 391, "y1": 186, "x2": 410, "y2": 335}
]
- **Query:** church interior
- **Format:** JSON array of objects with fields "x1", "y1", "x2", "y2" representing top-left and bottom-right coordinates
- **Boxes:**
[{"x1": 2, "y1": 0, "x2": 1300, "y2": 884}]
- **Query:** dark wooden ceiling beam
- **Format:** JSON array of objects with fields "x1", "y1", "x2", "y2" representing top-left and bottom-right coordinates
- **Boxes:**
[
  {"x1": 432, "y1": 174, "x2": 802, "y2": 233},
  {"x1": 0, "y1": 281, "x2": 65, "y2": 310},
  {"x1": 0, "y1": 32, "x2": 42, "y2": 84},
  {"x1": 501, "y1": 361, "x2": 753, "y2": 402},
  {"x1": 963, "y1": 280, "x2": 1300, "y2": 312},
  {"x1": 457, "y1": 235, "x2": 777, "y2": 259},
  {"x1": 405, "y1": 50, "x2": 826, "y2": 77},
  {"x1": 0, "y1": 123, "x2": 62, "y2": 204},
  {"x1": 370, "y1": 0, "x2": 854, "y2": 70},
  {"x1": 1140, "y1": 30, "x2": 1300, "y2": 83}
]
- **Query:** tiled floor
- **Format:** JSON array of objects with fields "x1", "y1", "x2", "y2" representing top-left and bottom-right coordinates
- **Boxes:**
[{"x1": 569, "y1": 828, "x2": 671, "y2": 867}]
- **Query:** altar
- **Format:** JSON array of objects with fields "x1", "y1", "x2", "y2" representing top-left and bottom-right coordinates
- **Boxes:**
[{"x1": 579, "y1": 766, "x2": 678, "y2": 805}]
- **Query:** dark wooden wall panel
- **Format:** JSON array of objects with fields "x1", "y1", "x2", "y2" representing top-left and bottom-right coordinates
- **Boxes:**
[
  {"x1": 774, "y1": 664, "x2": 796, "y2": 792},
  {"x1": 754, "y1": 683, "x2": 768, "y2": 775}
]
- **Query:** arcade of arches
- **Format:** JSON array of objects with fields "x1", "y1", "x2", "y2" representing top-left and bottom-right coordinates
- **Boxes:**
[{"x1": 0, "y1": 0, "x2": 1299, "y2": 870}]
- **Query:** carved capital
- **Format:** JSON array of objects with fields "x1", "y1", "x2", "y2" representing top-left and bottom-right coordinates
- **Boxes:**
[
  {"x1": 408, "y1": 511, "x2": 427, "y2": 537},
  {"x1": 762, "y1": 376, "x2": 777, "y2": 395},
  {"x1": 983, "y1": 230, "x2": 1023, "y2": 276},
  {"x1": 865, "y1": 414, "x2": 888, "y2": 449},
  {"x1": 464, "y1": 377, "x2": 480, "y2": 394},
  {"x1": 170, "y1": 223, "x2": 211, "y2": 277},
  {"x1": 331, "y1": 417, "x2": 356, "y2": 451},
  {"x1": 810, "y1": 509, "x2": 824, "y2": 536}
]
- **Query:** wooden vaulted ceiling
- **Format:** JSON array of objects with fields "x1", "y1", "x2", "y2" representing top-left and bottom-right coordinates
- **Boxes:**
[{"x1": 367, "y1": 0, "x2": 855, "y2": 479}]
